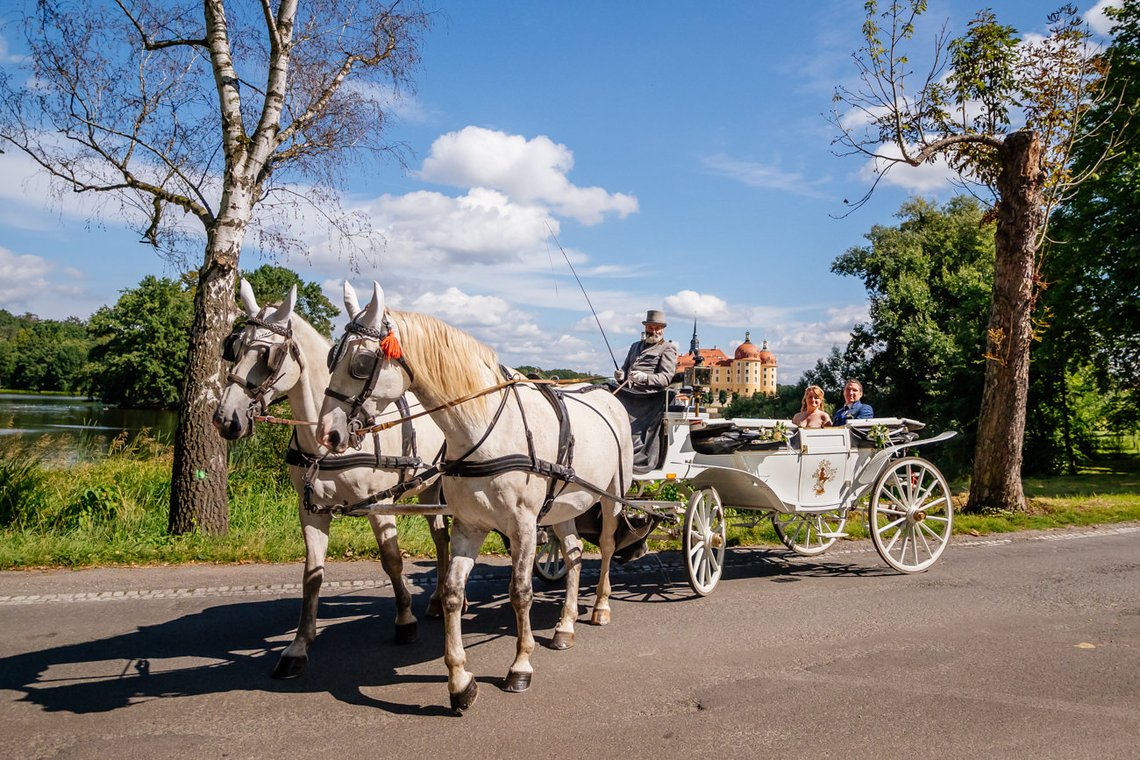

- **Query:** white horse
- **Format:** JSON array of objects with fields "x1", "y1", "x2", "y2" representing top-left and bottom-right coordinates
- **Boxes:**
[
  {"x1": 213, "y1": 280, "x2": 450, "y2": 680},
  {"x1": 317, "y1": 281, "x2": 633, "y2": 713}
]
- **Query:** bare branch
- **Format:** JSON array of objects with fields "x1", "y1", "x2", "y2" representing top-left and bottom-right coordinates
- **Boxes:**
[{"x1": 113, "y1": 0, "x2": 207, "y2": 49}]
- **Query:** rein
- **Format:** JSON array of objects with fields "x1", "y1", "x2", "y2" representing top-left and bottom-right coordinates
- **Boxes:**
[{"x1": 347, "y1": 375, "x2": 552, "y2": 436}]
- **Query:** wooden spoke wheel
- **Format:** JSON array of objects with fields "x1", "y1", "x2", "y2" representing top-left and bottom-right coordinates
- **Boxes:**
[
  {"x1": 868, "y1": 456, "x2": 953, "y2": 573},
  {"x1": 684, "y1": 488, "x2": 727, "y2": 596}
]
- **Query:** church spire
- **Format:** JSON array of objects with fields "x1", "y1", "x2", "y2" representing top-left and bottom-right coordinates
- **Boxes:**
[{"x1": 690, "y1": 319, "x2": 700, "y2": 356}]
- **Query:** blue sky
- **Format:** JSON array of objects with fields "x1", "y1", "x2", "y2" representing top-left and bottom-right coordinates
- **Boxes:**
[{"x1": 0, "y1": 1, "x2": 1120, "y2": 380}]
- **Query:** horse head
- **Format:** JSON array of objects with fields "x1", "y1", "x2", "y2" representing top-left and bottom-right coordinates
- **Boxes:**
[
  {"x1": 317, "y1": 281, "x2": 412, "y2": 453},
  {"x1": 213, "y1": 279, "x2": 302, "y2": 439}
]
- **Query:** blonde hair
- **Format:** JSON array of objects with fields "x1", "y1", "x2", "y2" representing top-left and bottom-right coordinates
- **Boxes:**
[{"x1": 800, "y1": 385, "x2": 825, "y2": 413}]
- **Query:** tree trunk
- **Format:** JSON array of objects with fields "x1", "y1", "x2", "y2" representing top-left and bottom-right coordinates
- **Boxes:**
[
  {"x1": 966, "y1": 131, "x2": 1045, "y2": 512},
  {"x1": 168, "y1": 231, "x2": 241, "y2": 535}
]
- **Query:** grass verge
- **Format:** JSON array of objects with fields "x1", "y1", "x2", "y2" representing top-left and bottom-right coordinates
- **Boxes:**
[{"x1": 1, "y1": 430, "x2": 1136, "y2": 570}]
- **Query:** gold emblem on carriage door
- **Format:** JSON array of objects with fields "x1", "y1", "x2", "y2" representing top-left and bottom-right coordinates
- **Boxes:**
[{"x1": 813, "y1": 460, "x2": 837, "y2": 495}]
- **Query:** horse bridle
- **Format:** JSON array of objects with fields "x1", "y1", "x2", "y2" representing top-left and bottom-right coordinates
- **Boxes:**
[
  {"x1": 324, "y1": 317, "x2": 415, "y2": 441},
  {"x1": 222, "y1": 316, "x2": 303, "y2": 419}
]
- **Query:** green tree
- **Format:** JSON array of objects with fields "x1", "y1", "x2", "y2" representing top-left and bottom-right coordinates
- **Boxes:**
[
  {"x1": 0, "y1": 316, "x2": 91, "y2": 393},
  {"x1": 722, "y1": 385, "x2": 804, "y2": 420},
  {"x1": 801, "y1": 346, "x2": 865, "y2": 406},
  {"x1": 241, "y1": 265, "x2": 338, "y2": 337},
  {"x1": 1028, "y1": 1, "x2": 1140, "y2": 471},
  {"x1": 832, "y1": 3, "x2": 1118, "y2": 512},
  {"x1": 86, "y1": 277, "x2": 194, "y2": 409},
  {"x1": 831, "y1": 197, "x2": 995, "y2": 470}
]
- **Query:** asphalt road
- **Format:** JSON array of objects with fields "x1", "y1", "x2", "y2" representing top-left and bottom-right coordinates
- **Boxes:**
[{"x1": 1, "y1": 524, "x2": 1137, "y2": 760}]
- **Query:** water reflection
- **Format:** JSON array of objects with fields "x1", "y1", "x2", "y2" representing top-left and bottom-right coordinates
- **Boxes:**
[{"x1": 0, "y1": 393, "x2": 178, "y2": 447}]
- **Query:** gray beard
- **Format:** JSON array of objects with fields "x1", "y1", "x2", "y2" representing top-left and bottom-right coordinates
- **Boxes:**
[{"x1": 642, "y1": 332, "x2": 663, "y2": 345}]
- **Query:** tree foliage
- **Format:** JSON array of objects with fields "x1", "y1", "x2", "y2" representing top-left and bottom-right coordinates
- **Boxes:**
[
  {"x1": 722, "y1": 385, "x2": 804, "y2": 421},
  {"x1": 0, "y1": 312, "x2": 92, "y2": 393},
  {"x1": 240, "y1": 264, "x2": 338, "y2": 337},
  {"x1": 1044, "y1": 0, "x2": 1140, "y2": 391},
  {"x1": 832, "y1": 197, "x2": 994, "y2": 470},
  {"x1": 85, "y1": 276, "x2": 194, "y2": 409}
]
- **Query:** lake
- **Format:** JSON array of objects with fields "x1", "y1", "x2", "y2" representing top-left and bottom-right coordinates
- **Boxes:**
[{"x1": 0, "y1": 392, "x2": 179, "y2": 449}]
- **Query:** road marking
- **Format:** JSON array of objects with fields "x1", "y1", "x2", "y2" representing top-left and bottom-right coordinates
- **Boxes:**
[{"x1": 0, "y1": 524, "x2": 1135, "y2": 606}]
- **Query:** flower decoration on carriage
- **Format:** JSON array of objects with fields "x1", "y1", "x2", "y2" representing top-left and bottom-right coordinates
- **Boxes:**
[
  {"x1": 867, "y1": 423, "x2": 891, "y2": 449},
  {"x1": 756, "y1": 420, "x2": 789, "y2": 443},
  {"x1": 812, "y1": 459, "x2": 838, "y2": 495}
]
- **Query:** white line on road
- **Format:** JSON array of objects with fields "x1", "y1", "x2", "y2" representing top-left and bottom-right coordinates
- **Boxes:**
[{"x1": 1, "y1": 524, "x2": 1135, "y2": 606}]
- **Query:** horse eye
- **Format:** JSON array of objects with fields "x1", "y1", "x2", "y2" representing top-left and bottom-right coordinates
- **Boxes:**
[{"x1": 349, "y1": 350, "x2": 377, "y2": 380}]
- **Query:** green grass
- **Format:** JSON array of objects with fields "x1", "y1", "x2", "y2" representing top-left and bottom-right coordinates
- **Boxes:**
[{"x1": 1, "y1": 430, "x2": 1137, "y2": 569}]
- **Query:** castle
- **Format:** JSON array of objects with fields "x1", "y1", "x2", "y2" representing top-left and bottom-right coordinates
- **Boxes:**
[{"x1": 675, "y1": 323, "x2": 777, "y2": 398}]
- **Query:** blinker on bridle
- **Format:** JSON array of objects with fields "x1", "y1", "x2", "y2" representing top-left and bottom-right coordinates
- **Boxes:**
[{"x1": 221, "y1": 316, "x2": 302, "y2": 416}]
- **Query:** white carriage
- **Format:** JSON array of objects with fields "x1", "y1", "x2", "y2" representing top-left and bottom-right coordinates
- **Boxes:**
[{"x1": 536, "y1": 402, "x2": 957, "y2": 597}]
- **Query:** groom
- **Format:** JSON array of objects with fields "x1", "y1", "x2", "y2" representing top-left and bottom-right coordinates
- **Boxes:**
[{"x1": 831, "y1": 378, "x2": 874, "y2": 426}]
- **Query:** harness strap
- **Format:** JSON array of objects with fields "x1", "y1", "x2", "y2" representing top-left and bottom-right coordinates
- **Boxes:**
[{"x1": 284, "y1": 447, "x2": 422, "y2": 472}]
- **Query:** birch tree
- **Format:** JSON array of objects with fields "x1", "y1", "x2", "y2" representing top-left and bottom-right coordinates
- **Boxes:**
[
  {"x1": 831, "y1": 1, "x2": 1120, "y2": 512},
  {"x1": 0, "y1": 0, "x2": 428, "y2": 533}
]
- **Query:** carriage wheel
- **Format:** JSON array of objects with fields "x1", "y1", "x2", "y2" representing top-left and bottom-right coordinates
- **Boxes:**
[
  {"x1": 771, "y1": 510, "x2": 848, "y2": 556},
  {"x1": 868, "y1": 456, "x2": 953, "y2": 573},
  {"x1": 684, "y1": 488, "x2": 726, "y2": 596},
  {"x1": 533, "y1": 530, "x2": 568, "y2": 583}
]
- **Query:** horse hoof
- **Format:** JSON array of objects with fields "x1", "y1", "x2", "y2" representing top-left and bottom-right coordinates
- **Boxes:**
[
  {"x1": 271, "y1": 655, "x2": 307, "y2": 680},
  {"x1": 450, "y1": 679, "x2": 479, "y2": 714},
  {"x1": 426, "y1": 598, "x2": 444, "y2": 619},
  {"x1": 501, "y1": 671, "x2": 532, "y2": 693},
  {"x1": 549, "y1": 631, "x2": 574, "y2": 650},
  {"x1": 590, "y1": 609, "x2": 611, "y2": 626},
  {"x1": 394, "y1": 621, "x2": 418, "y2": 645}
]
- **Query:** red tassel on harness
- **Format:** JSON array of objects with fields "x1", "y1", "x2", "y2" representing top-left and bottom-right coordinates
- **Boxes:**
[{"x1": 380, "y1": 332, "x2": 402, "y2": 359}]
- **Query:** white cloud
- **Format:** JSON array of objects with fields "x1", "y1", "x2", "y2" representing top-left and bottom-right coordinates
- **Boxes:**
[
  {"x1": 1085, "y1": 0, "x2": 1121, "y2": 36},
  {"x1": 416, "y1": 126, "x2": 639, "y2": 225},
  {"x1": 701, "y1": 153, "x2": 831, "y2": 198},
  {"x1": 858, "y1": 140, "x2": 961, "y2": 193},
  {"x1": 0, "y1": 247, "x2": 52, "y2": 304},
  {"x1": 407, "y1": 287, "x2": 513, "y2": 328},
  {"x1": 367, "y1": 187, "x2": 555, "y2": 267},
  {"x1": 664, "y1": 290, "x2": 731, "y2": 321}
]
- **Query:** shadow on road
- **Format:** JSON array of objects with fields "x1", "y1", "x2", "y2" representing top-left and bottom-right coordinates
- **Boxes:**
[
  {"x1": 0, "y1": 575, "x2": 529, "y2": 718},
  {"x1": 0, "y1": 546, "x2": 889, "y2": 717}
]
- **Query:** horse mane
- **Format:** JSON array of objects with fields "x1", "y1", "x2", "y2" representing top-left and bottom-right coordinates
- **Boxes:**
[{"x1": 387, "y1": 310, "x2": 500, "y2": 422}]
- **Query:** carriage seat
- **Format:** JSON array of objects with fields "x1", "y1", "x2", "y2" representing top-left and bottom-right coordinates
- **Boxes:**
[{"x1": 689, "y1": 419, "x2": 797, "y2": 455}]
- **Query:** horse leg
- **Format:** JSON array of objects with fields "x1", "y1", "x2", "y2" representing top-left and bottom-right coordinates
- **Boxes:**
[
  {"x1": 590, "y1": 499, "x2": 619, "y2": 626},
  {"x1": 549, "y1": 519, "x2": 582, "y2": 650},
  {"x1": 367, "y1": 513, "x2": 418, "y2": 644},
  {"x1": 422, "y1": 482, "x2": 451, "y2": 619},
  {"x1": 273, "y1": 502, "x2": 330, "y2": 679},
  {"x1": 444, "y1": 520, "x2": 486, "y2": 714},
  {"x1": 502, "y1": 514, "x2": 538, "y2": 692}
]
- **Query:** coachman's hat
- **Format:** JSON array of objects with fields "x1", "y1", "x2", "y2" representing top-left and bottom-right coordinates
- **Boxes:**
[{"x1": 643, "y1": 309, "x2": 667, "y2": 326}]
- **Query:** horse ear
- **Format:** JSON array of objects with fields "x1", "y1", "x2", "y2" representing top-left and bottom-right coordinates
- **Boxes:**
[
  {"x1": 343, "y1": 281, "x2": 362, "y2": 321},
  {"x1": 269, "y1": 284, "x2": 297, "y2": 324},
  {"x1": 239, "y1": 279, "x2": 259, "y2": 317},
  {"x1": 359, "y1": 281, "x2": 386, "y2": 329}
]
